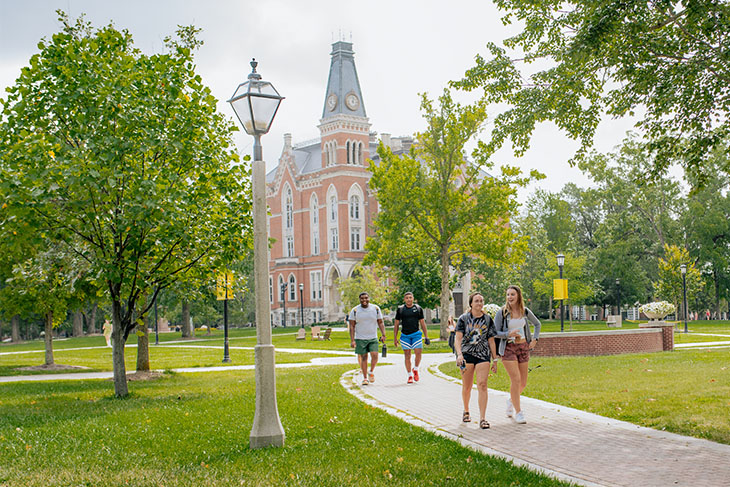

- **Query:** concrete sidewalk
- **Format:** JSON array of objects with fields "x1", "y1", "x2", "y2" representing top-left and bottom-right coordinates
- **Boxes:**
[{"x1": 344, "y1": 353, "x2": 730, "y2": 487}]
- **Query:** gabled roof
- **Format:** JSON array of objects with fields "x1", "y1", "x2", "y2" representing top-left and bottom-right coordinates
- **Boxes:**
[{"x1": 321, "y1": 41, "x2": 366, "y2": 119}]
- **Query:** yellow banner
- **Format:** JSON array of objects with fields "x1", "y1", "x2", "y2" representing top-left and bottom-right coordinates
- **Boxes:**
[
  {"x1": 553, "y1": 279, "x2": 568, "y2": 300},
  {"x1": 216, "y1": 272, "x2": 234, "y2": 300}
]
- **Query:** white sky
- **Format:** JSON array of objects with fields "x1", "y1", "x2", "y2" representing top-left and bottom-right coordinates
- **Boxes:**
[{"x1": 1, "y1": 0, "x2": 644, "y2": 203}]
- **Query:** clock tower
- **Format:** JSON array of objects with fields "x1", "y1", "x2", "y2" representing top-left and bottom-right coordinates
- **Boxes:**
[{"x1": 319, "y1": 41, "x2": 371, "y2": 168}]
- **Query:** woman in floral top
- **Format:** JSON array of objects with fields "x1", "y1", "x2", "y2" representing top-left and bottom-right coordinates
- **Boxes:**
[{"x1": 454, "y1": 292, "x2": 498, "y2": 429}]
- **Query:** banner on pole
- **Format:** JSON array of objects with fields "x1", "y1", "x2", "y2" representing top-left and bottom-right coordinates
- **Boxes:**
[
  {"x1": 216, "y1": 272, "x2": 234, "y2": 300},
  {"x1": 553, "y1": 279, "x2": 568, "y2": 300}
]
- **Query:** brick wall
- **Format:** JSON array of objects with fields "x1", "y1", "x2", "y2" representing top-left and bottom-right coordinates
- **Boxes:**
[{"x1": 531, "y1": 328, "x2": 673, "y2": 357}]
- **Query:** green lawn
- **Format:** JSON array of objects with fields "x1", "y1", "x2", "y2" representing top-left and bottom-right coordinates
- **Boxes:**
[
  {"x1": 0, "y1": 341, "x2": 334, "y2": 377},
  {"x1": 0, "y1": 367, "x2": 571, "y2": 487},
  {"x1": 441, "y1": 348, "x2": 730, "y2": 444}
]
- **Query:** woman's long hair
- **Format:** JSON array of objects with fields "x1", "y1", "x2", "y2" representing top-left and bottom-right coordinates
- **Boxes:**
[{"x1": 503, "y1": 285, "x2": 525, "y2": 317}]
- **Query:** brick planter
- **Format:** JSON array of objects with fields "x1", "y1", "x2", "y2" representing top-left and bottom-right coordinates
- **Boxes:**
[{"x1": 531, "y1": 327, "x2": 674, "y2": 357}]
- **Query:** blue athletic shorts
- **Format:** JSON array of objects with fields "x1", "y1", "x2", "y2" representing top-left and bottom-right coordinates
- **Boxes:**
[{"x1": 400, "y1": 330, "x2": 423, "y2": 350}]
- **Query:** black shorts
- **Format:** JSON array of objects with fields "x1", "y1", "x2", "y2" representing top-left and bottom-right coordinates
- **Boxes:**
[{"x1": 462, "y1": 352, "x2": 489, "y2": 365}]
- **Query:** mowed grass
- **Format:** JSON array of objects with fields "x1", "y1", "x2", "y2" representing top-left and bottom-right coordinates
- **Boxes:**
[
  {"x1": 0, "y1": 367, "x2": 572, "y2": 487},
  {"x1": 441, "y1": 348, "x2": 730, "y2": 444},
  {"x1": 0, "y1": 342, "x2": 334, "y2": 377}
]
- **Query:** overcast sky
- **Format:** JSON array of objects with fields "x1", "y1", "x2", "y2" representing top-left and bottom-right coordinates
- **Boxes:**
[{"x1": 1, "y1": 0, "x2": 643, "y2": 203}]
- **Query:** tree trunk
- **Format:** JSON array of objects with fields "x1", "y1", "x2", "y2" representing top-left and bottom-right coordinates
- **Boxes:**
[
  {"x1": 44, "y1": 312, "x2": 54, "y2": 365},
  {"x1": 136, "y1": 312, "x2": 150, "y2": 372},
  {"x1": 439, "y1": 244, "x2": 450, "y2": 340},
  {"x1": 549, "y1": 295, "x2": 554, "y2": 319},
  {"x1": 181, "y1": 300, "x2": 192, "y2": 338},
  {"x1": 714, "y1": 270, "x2": 721, "y2": 319},
  {"x1": 72, "y1": 310, "x2": 84, "y2": 337},
  {"x1": 86, "y1": 303, "x2": 98, "y2": 335},
  {"x1": 11, "y1": 315, "x2": 20, "y2": 342},
  {"x1": 111, "y1": 300, "x2": 129, "y2": 397}
]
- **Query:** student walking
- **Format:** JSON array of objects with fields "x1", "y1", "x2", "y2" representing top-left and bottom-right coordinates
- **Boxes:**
[
  {"x1": 454, "y1": 292, "x2": 498, "y2": 429},
  {"x1": 349, "y1": 292, "x2": 387, "y2": 386},
  {"x1": 494, "y1": 285, "x2": 541, "y2": 424},
  {"x1": 394, "y1": 292, "x2": 430, "y2": 384}
]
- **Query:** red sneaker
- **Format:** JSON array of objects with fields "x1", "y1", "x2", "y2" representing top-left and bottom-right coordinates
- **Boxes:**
[
  {"x1": 407, "y1": 376, "x2": 414, "y2": 384},
  {"x1": 413, "y1": 369, "x2": 419, "y2": 382}
]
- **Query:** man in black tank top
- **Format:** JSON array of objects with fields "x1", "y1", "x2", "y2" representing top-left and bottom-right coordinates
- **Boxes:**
[{"x1": 394, "y1": 292, "x2": 430, "y2": 383}]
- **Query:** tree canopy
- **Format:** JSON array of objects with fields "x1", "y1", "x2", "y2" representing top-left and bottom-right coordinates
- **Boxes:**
[
  {"x1": 367, "y1": 89, "x2": 536, "y2": 338},
  {"x1": 0, "y1": 12, "x2": 252, "y2": 396},
  {"x1": 454, "y1": 0, "x2": 730, "y2": 186}
]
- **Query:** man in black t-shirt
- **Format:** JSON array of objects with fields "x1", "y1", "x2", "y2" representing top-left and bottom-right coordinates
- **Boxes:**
[{"x1": 394, "y1": 292, "x2": 430, "y2": 383}]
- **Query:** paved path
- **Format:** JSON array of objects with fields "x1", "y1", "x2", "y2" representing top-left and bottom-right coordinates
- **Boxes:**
[{"x1": 344, "y1": 353, "x2": 730, "y2": 487}]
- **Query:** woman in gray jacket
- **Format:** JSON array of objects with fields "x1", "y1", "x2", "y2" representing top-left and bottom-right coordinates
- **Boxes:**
[{"x1": 494, "y1": 285, "x2": 541, "y2": 424}]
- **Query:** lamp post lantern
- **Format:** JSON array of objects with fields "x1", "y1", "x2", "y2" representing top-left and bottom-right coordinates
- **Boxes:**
[
  {"x1": 228, "y1": 59, "x2": 285, "y2": 449},
  {"x1": 681, "y1": 264, "x2": 688, "y2": 333},
  {"x1": 299, "y1": 283, "x2": 304, "y2": 328},
  {"x1": 557, "y1": 253, "x2": 565, "y2": 332}
]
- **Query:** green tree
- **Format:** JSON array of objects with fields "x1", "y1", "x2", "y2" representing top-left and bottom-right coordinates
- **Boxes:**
[
  {"x1": 683, "y1": 156, "x2": 730, "y2": 317},
  {"x1": 455, "y1": 1, "x2": 730, "y2": 185},
  {"x1": 655, "y1": 245, "x2": 703, "y2": 317},
  {"x1": 0, "y1": 13, "x2": 251, "y2": 396},
  {"x1": 336, "y1": 265, "x2": 390, "y2": 315},
  {"x1": 368, "y1": 89, "x2": 536, "y2": 339},
  {"x1": 365, "y1": 234, "x2": 442, "y2": 311}
]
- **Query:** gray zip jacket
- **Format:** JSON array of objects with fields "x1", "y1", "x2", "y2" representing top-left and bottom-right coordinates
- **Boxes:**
[{"x1": 493, "y1": 307, "x2": 541, "y2": 357}]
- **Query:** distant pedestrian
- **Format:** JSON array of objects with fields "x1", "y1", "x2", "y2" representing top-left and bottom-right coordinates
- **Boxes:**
[
  {"x1": 102, "y1": 319, "x2": 113, "y2": 348},
  {"x1": 349, "y1": 292, "x2": 386, "y2": 386},
  {"x1": 454, "y1": 292, "x2": 498, "y2": 429},
  {"x1": 494, "y1": 285, "x2": 541, "y2": 425},
  {"x1": 394, "y1": 292, "x2": 430, "y2": 384},
  {"x1": 447, "y1": 315, "x2": 456, "y2": 354}
]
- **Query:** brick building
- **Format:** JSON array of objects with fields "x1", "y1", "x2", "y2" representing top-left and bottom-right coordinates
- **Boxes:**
[{"x1": 266, "y1": 41, "x2": 471, "y2": 326}]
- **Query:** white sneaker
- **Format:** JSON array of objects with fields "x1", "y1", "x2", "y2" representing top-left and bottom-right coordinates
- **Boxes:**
[
  {"x1": 514, "y1": 411, "x2": 526, "y2": 424},
  {"x1": 506, "y1": 399, "x2": 514, "y2": 417}
]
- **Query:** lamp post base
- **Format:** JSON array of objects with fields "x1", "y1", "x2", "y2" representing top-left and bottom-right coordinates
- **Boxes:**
[{"x1": 249, "y1": 343, "x2": 285, "y2": 449}]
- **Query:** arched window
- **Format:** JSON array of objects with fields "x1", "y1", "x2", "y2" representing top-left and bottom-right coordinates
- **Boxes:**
[
  {"x1": 346, "y1": 141, "x2": 351, "y2": 164},
  {"x1": 284, "y1": 187, "x2": 293, "y2": 229},
  {"x1": 310, "y1": 194, "x2": 319, "y2": 255},
  {"x1": 278, "y1": 275, "x2": 285, "y2": 301},
  {"x1": 329, "y1": 195, "x2": 337, "y2": 222},
  {"x1": 349, "y1": 195, "x2": 360, "y2": 220},
  {"x1": 288, "y1": 275, "x2": 296, "y2": 301},
  {"x1": 357, "y1": 142, "x2": 363, "y2": 165}
]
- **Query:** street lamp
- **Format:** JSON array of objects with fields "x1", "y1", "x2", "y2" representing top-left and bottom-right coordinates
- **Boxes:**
[
  {"x1": 228, "y1": 59, "x2": 285, "y2": 449},
  {"x1": 280, "y1": 282, "x2": 287, "y2": 328},
  {"x1": 299, "y1": 283, "x2": 304, "y2": 328},
  {"x1": 616, "y1": 278, "x2": 621, "y2": 321},
  {"x1": 681, "y1": 264, "x2": 688, "y2": 333},
  {"x1": 557, "y1": 253, "x2": 565, "y2": 332}
]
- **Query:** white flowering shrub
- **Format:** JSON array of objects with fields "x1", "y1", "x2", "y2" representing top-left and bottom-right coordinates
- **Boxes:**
[
  {"x1": 484, "y1": 304, "x2": 502, "y2": 318},
  {"x1": 639, "y1": 301, "x2": 675, "y2": 318}
]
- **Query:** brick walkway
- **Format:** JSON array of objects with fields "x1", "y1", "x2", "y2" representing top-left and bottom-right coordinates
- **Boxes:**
[{"x1": 344, "y1": 352, "x2": 730, "y2": 487}]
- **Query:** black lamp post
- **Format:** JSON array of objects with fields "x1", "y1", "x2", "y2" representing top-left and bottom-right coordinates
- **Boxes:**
[
  {"x1": 299, "y1": 283, "x2": 304, "y2": 328},
  {"x1": 616, "y1": 278, "x2": 621, "y2": 320},
  {"x1": 681, "y1": 264, "x2": 688, "y2": 333},
  {"x1": 557, "y1": 253, "x2": 565, "y2": 332},
  {"x1": 228, "y1": 58, "x2": 285, "y2": 449},
  {"x1": 280, "y1": 282, "x2": 287, "y2": 328}
]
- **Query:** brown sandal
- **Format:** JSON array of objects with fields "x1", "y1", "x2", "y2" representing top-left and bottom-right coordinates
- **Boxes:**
[
  {"x1": 462, "y1": 411, "x2": 471, "y2": 423},
  {"x1": 479, "y1": 419, "x2": 490, "y2": 429}
]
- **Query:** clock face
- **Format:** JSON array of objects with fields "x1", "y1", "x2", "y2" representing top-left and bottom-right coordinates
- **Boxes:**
[
  {"x1": 345, "y1": 92, "x2": 360, "y2": 111},
  {"x1": 327, "y1": 93, "x2": 338, "y2": 111}
]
